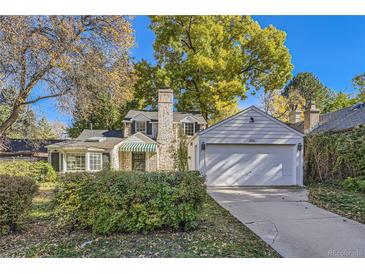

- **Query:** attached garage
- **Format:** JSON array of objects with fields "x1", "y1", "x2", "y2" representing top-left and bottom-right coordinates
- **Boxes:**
[{"x1": 188, "y1": 106, "x2": 304, "y2": 187}]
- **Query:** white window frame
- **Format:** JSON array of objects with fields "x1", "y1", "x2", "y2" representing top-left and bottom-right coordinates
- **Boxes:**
[
  {"x1": 151, "y1": 122, "x2": 158, "y2": 138},
  {"x1": 183, "y1": 122, "x2": 195, "y2": 136},
  {"x1": 135, "y1": 121, "x2": 147, "y2": 133},
  {"x1": 65, "y1": 153, "x2": 86, "y2": 172},
  {"x1": 89, "y1": 152, "x2": 102, "y2": 172}
]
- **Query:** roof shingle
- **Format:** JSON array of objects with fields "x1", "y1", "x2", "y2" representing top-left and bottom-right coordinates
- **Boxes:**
[{"x1": 290, "y1": 102, "x2": 365, "y2": 134}]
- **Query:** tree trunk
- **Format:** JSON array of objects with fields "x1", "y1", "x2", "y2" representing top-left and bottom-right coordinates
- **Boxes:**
[{"x1": 0, "y1": 104, "x2": 22, "y2": 138}]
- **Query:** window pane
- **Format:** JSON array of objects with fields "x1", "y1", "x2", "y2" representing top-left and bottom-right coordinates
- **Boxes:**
[
  {"x1": 184, "y1": 123, "x2": 194, "y2": 136},
  {"x1": 89, "y1": 153, "x2": 102, "y2": 171},
  {"x1": 136, "y1": 121, "x2": 146, "y2": 133},
  {"x1": 66, "y1": 153, "x2": 85, "y2": 171}
]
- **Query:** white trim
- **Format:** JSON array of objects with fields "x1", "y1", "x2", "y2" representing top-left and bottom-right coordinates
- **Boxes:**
[
  {"x1": 183, "y1": 122, "x2": 195, "y2": 136},
  {"x1": 135, "y1": 121, "x2": 147, "y2": 134},
  {"x1": 180, "y1": 115, "x2": 200, "y2": 123},
  {"x1": 89, "y1": 152, "x2": 103, "y2": 172}
]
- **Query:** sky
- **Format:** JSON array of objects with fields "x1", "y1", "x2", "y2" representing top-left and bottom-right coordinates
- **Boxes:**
[{"x1": 32, "y1": 15, "x2": 365, "y2": 126}]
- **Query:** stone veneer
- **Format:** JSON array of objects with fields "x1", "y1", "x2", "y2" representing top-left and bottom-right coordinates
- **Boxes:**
[
  {"x1": 156, "y1": 89, "x2": 175, "y2": 170},
  {"x1": 124, "y1": 122, "x2": 131, "y2": 138},
  {"x1": 145, "y1": 152, "x2": 158, "y2": 171},
  {"x1": 120, "y1": 152, "x2": 132, "y2": 170},
  {"x1": 119, "y1": 151, "x2": 157, "y2": 171}
]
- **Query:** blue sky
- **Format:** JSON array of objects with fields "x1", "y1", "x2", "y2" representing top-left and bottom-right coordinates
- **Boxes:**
[{"x1": 33, "y1": 16, "x2": 365, "y2": 125}]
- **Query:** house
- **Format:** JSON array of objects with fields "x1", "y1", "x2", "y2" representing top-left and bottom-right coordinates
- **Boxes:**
[
  {"x1": 0, "y1": 139, "x2": 63, "y2": 161},
  {"x1": 187, "y1": 106, "x2": 304, "y2": 187},
  {"x1": 47, "y1": 89, "x2": 207, "y2": 173},
  {"x1": 289, "y1": 102, "x2": 365, "y2": 134}
]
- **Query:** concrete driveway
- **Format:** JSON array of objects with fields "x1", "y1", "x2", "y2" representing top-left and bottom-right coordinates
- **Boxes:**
[{"x1": 208, "y1": 187, "x2": 365, "y2": 258}]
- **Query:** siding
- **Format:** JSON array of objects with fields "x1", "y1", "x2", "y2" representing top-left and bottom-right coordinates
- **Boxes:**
[
  {"x1": 200, "y1": 109, "x2": 302, "y2": 144},
  {"x1": 192, "y1": 107, "x2": 304, "y2": 185}
]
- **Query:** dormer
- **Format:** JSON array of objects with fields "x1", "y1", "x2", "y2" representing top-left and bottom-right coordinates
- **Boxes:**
[{"x1": 179, "y1": 115, "x2": 202, "y2": 136}]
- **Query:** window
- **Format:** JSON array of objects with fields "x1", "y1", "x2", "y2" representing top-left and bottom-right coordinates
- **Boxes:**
[
  {"x1": 66, "y1": 153, "x2": 85, "y2": 172},
  {"x1": 135, "y1": 121, "x2": 146, "y2": 133},
  {"x1": 183, "y1": 123, "x2": 194, "y2": 136},
  {"x1": 89, "y1": 153, "x2": 102, "y2": 171}
]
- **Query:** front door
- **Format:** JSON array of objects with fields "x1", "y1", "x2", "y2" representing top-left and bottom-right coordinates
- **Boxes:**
[{"x1": 132, "y1": 152, "x2": 146, "y2": 171}]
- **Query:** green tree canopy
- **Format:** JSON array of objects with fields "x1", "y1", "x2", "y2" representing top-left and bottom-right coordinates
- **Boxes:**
[
  {"x1": 283, "y1": 72, "x2": 331, "y2": 111},
  {"x1": 353, "y1": 73, "x2": 365, "y2": 102},
  {"x1": 322, "y1": 91, "x2": 357, "y2": 113},
  {"x1": 149, "y1": 16, "x2": 293, "y2": 122}
]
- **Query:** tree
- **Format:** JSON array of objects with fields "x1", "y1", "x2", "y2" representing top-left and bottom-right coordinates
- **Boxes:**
[
  {"x1": 322, "y1": 91, "x2": 357, "y2": 113},
  {"x1": 352, "y1": 73, "x2": 365, "y2": 102},
  {"x1": 0, "y1": 16, "x2": 135, "y2": 138},
  {"x1": 149, "y1": 16, "x2": 293, "y2": 122},
  {"x1": 68, "y1": 92, "x2": 122, "y2": 138},
  {"x1": 283, "y1": 72, "x2": 331, "y2": 111},
  {"x1": 260, "y1": 89, "x2": 305, "y2": 122},
  {"x1": 131, "y1": 60, "x2": 166, "y2": 110},
  {"x1": 36, "y1": 117, "x2": 58, "y2": 139}
]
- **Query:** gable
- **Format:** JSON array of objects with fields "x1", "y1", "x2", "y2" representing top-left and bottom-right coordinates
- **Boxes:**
[
  {"x1": 122, "y1": 132, "x2": 157, "y2": 144},
  {"x1": 132, "y1": 113, "x2": 151, "y2": 122},
  {"x1": 180, "y1": 116, "x2": 200, "y2": 123},
  {"x1": 199, "y1": 106, "x2": 303, "y2": 144}
]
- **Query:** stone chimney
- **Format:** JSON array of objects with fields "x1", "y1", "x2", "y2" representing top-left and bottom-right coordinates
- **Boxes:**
[
  {"x1": 288, "y1": 109, "x2": 301, "y2": 124},
  {"x1": 304, "y1": 102, "x2": 320, "y2": 134},
  {"x1": 157, "y1": 89, "x2": 174, "y2": 170}
]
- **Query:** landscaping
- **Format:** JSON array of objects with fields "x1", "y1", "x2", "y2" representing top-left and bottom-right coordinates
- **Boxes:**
[
  {"x1": 305, "y1": 127, "x2": 365, "y2": 224},
  {"x1": 308, "y1": 183, "x2": 365, "y2": 224},
  {"x1": 0, "y1": 170, "x2": 279, "y2": 258}
]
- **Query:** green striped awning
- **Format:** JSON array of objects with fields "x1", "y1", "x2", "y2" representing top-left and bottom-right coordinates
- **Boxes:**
[{"x1": 120, "y1": 143, "x2": 157, "y2": 153}]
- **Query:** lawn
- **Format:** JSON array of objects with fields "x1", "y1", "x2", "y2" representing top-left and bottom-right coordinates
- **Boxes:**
[
  {"x1": 308, "y1": 183, "x2": 365, "y2": 224},
  {"x1": 0, "y1": 187, "x2": 279, "y2": 258}
]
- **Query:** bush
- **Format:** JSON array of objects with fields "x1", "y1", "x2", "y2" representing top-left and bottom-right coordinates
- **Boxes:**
[
  {"x1": 341, "y1": 177, "x2": 365, "y2": 193},
  {"x1": 0, "y1": 161, "x2": 57, "y2": 187},
  {"x1": 305, "y1": 126, "x2": 365, "y2": 184},
  {"x1": 0, "y1": 175, "x2": 37, "y2": 235},
  {"x1": 54, "y1": 171, "x2": 206, "y2": 234}
]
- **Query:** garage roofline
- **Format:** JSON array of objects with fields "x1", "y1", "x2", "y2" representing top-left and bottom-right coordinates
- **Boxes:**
[{"x1": 190, "y1": 105, "x2": 304, "y2": 141}]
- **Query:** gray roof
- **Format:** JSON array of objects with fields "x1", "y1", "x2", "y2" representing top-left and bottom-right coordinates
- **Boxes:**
[
  {"x1": 123, "y1": 110, "x2": 207, "y2": 124},
  {"x1": 47, "y1": 137, "x2": 124, "y2": 150},
  {"x1": 1, "y1": 139, "x2": 64, "y2": 154},
  {"x1": 47, "y1": 129, "x2": 124, "y2": 150},
  {"x1": 291, "y1": 102, "x2": 365, "y2": 134},
  {"x1": 77, "y1": 130, "x2": 123, "y2": 140}
]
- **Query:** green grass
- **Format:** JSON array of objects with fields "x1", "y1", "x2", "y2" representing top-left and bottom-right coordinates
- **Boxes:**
[
  {"x1": 308, "y1": 183, "x2": 365, "y2": 224},
  {"x1": 0, "y1": 187, "x2": 279, "y2": 258}
]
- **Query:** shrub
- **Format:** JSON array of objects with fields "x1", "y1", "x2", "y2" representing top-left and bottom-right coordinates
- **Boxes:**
[
  {"x1": 341, "y1": 177, "x2": 365, "y2": 193},
  {"x1": 0, "y1": 160, "x2": 57, "y2": 187},
  {"x1": 54, "y1": 171, "x2": 206, "y2": 234},
  {"x1": 305, "y1": 126, "x2": 365, "y2": 184},
  {"x1": 0, "y1": 175, "x2": 37, "y2": 235}
]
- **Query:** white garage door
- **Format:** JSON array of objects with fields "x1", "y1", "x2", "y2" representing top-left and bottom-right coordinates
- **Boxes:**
[{"x1": 205, "y1": 144, "x2": 296, "y2": 186}]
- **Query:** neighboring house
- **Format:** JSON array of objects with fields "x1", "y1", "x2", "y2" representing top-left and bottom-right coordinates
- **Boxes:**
[
  {"x1": 47, "y1": 89, "x2": 208, "y2": 173},
  {"x1": 0, "y1": 139, "x2": 63, "y2": 161},
  {"x1": 289, "y1": 102, "x2": 365, "y2": 134},
  {"x1": 188, "y1": 106, "x2": 304, "y2": 187}
]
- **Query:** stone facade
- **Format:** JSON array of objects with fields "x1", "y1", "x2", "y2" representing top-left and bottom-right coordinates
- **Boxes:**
[
  {"x1": 156, "y1": 89, "x2": 175, "y2": 170},
  {"x1": 124, "y1": 122, "x2": 131, "y2": 138},
  {"x1": 120, "y1": 151, "x2": 132, "y2": 171},
  {"x1": 146, "y1": 152, "x2": 158, "y2": 171}
]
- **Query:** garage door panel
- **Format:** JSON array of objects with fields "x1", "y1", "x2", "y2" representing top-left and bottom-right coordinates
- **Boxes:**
[{"x1": 206, "y1": 144, "x2": 295, "y2": 186}]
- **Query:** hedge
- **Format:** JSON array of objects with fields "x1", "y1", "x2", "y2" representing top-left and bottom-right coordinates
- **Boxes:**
[
  {"x1": 0, "y1": 160, "x2": 57, "y2": 187},
  {"x1": 54, "y1": 171, "x2": 206, "y2": 234},
  {"x1": 305, "y1": 126, "x2": 365, "y2": 184},
  {"x1": 0, "y1": 175, "x2": 37, "y2": 235}
]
